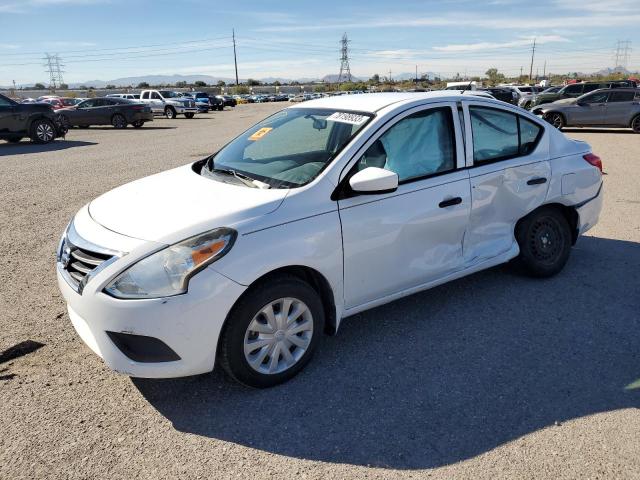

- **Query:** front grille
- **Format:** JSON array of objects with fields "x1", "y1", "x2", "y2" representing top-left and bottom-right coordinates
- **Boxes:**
[{"x1": 62, "y1": 243, "x2": 114, "y2": 291}]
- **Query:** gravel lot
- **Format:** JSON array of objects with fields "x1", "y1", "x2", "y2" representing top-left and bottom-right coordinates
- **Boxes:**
[{"x1": 1, "y1": 103, "x2": 639, "y2": 479}]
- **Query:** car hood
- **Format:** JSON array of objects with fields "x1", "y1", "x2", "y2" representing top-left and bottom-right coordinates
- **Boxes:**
[
  {"x1": 88, "y1": 163, "x2": 289, "y2": 244},
  {"x1": 553, "y1": 98, "x2": 577, "y2": 105}
]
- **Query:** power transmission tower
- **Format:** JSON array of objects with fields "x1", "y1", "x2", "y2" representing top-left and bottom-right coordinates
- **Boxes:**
[
  {"x1": 614, "y1": 40, "x2": 632, "y2": 69},
  {"x1": 44, "y1": 53, "x2": 64, "y2": 89},
  {"x1": 232, "y1": 29, "x2": 239, "y2": 87},
  {"x1": 529, "y1": 38, "x2": 536, "y2": 82},
  {"x1": 337, "y1": 33, "x2": 352, "y2": 84}
]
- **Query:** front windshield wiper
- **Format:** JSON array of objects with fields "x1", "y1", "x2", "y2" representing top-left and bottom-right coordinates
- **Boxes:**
[{"x1": 208, "y1": 166, "x2": 271, "y2": 189}]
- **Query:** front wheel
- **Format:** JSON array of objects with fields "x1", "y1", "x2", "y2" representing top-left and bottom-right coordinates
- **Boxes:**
[
  {"x1": 29, "y1": 119, "x2": 56, "y2": 144},
  {"x1": 184, "y1": 112, "x2": 195, "y2": 119},
  {"x1": 515, "y1": 207, "x2": 572, "y2": 278},
  {"x1": 631, "y1": 115, "x2": 640, "y2": 133},
  {"x1": 111, "y1": 114, "x2": 127, "y2": 129},
  {"x1": 164, "y1": 107, "x2": 177, "y2": 119},
  {"x1": 219, "y1": 275, "x2": 324, "y2": 388},
  {"x1": 545, "y1": 112, "x2": 564, "y2": 130}
]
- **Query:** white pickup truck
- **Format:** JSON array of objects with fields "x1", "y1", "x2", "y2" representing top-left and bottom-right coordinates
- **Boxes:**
[{"x1": 138, "y1": 90, "x2": 198, "y2": 119}]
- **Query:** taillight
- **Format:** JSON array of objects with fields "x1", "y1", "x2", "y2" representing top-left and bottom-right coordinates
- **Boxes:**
[{"x1": 583, "y1": 153, "x2": 602, "y2": 172}]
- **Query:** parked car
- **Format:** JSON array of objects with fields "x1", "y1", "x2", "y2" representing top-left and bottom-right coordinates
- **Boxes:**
[
  {"x1": 481, "y1": 87, "x2": 517, "y2": 104},
  {"x1": 57, "y1": 97, "x2": 154, "y2": 128},
  {"x1": 0, "y1": 92, "x2": 67, "y2": 143},
  {"x1": 56, "y1": 91, "x2": 603, "y2": 388},
  {"x1": 520, "y1": 86, "x2": 561, "y2": 109},
  {"x1": 532, "y1": 88, "x2": 640, "y2": 132},
  {"x1": 181, "y1": 92, "x2": 211, "y2": 113},
  {"x1": 530, "y1": 80, "x2": 635, "y2": 108},
  {"x1": 138, "y1": 90, "x2": 198, "y2": 119},
  {"x1": 216, "y1": 95, "x2": 237, "y2": 107},
  {"x1": 207, "y1": 94, "x2": 224, "y2": 111}
]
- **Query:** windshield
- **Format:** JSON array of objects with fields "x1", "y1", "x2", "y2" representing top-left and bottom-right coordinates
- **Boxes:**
[{"x1": 204, "y1": 108, "x2": 372, "y2": 188}]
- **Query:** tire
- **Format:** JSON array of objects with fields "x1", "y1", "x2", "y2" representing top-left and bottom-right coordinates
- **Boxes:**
[
  {"x1": 29, "y1": 118, "x2": 56, "y2": 144},
  {"x1": 631, "y1": 115, "x2": 640, "y2": 133},
  {"x1": 58, "y1": 114, "x2": 70, "y2": 128},
  {"x1": 6, "y1": 136, "x2": 22, "y2": 143},
  {"x1": 164, "y1": 107, "x2": 177, "y2": 119},
  {"x1": 218, "y1": 105, "x2": 224, "y2": 111},
  {"x1": 111, "y1": 114, "x2": 127, "y2": 129},
  {"x1": 522, "y1": 101, "x2": 532, "y2": 110},
  {"x1": 219, "y1": 275, "x2": 325, "y2": 388},
  {"x1": 132, "y1": 120, "x2": 144, "y2": 128},
  {"x1": 545, "y1": 112, "x2": 565, "y2": 130},
  {"x1": 515, "y1": 207, "x2": 572, "y2": 278},
  {"x1": 184, "y1": 112, "x2": 195, "y2": 119}
]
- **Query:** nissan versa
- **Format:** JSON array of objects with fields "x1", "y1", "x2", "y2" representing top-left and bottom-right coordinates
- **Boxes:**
[{"x1": 57, "y1": 92, "x2": 603, "y2": 388}]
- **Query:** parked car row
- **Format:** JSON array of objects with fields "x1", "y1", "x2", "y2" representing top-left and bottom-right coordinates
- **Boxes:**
[{"x1": 0, "y1": 93, "x2": 67, "y2": 143}]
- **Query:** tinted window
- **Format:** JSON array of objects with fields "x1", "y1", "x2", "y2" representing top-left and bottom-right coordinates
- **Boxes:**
[
  {"x1": 141, "y1": 92, "x2": 150, "y2": 99},
  {"x1": 582, "y1": 91, "x2": 609, "y2": 104},
  {"x1": 0, "y1": 95, "x2": 13, "y2": 107},
  {"x1": 78, "y1": 99, "x2": 96, "y2": 108},
  {"x1": 563, "y1": 84, "x2": 583, "y2": 96},
  {"x1": 470, "y1": 107, "x2": 542, "y2": 163},
  {"x1": 355, "y1": 107, "x2": 455, "y2": 182},
  {"x1": 151, "y1": 92, "x2": 162, "y2": 100},
  {"x1": 609, "y1": 91, "x2": 635, "y2": 102},
  {"x1": 583, "y1": 83, "x2": 605, "y2": 93}
]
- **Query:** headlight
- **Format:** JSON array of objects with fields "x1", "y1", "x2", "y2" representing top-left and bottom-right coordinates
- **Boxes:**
[{"x1": 104, "y1": 228, "x2": 236, "y2": 299}]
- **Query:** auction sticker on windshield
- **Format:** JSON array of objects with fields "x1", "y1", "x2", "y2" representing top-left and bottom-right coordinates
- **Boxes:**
[
  {"x1": 327, "y1": 112, "x2": 368, "y2": 125},
  {"x1": 248, "y1": 127, "x2": 273, "y2": 141}
]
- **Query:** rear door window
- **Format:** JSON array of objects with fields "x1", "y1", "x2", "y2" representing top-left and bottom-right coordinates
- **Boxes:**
[
  {"x1": 563, "y1": 84, "x2": 583, "y2": 96},
  {"x1": 609, "y1": 91, "x2": 635, "y2": 102},
  {"x1": 470, "y1": 106, "x2": 543, "y2": 163}
]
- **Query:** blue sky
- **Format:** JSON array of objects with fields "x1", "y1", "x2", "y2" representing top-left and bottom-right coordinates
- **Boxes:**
[{"x1": 0, "y1": 0, "x2": 638, "y2": 85}]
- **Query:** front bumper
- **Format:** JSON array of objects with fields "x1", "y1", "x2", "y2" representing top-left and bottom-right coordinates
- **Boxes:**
[
  {"x1": 57, "y1": 230, "x2": 246, "y2": 378},
  {"x1": 174, "y1": 105, "x2": 198, "y2": 114}
]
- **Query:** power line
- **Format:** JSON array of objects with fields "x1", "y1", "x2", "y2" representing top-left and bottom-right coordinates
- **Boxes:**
[{"x1": 337, "y1": 33, "x2": 352, "y2": 83}]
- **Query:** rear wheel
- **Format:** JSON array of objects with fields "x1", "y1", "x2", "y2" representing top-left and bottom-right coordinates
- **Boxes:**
[
  {"x1": 219, "y1": 275, "x2": 324, "y2": 388},
  {"x1": 515, "y1": 207, "x2": 572, "y2": 278},
  {"x1": 58, "y1": 114, "x2": 70, "y2": 128},
  {"x1": 29, "y1": 119, "x2": 56, "y2": 144},
  {"x1": 184, "y1": 112, "x2": 195, "y2": 119},
  {"x1": 111, "y1": 114, "x2": 127, "y2": 129},
  {"x1": 545, "y1": 112, "x2": 565, "y2": 130},
  {"x1": 164, "y1": 107, "x2": 177, "y2": 119},
  {"x1": 632, "y1": 115, "x2": 640, "y2": 133},
  {"x1": 218, "y1": 105, "x2": 224, "y2": 111},
  {"x1": 132, "y1": 120, "x2": 144, "y2": 128}
]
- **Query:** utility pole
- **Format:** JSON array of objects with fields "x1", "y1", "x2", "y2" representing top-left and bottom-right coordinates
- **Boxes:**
[
  {"x1": 529, "y1": 38, "x2": 536, "y2": 83},
  {"x1": 337, "y1": 33, "x2": 352, "y2": 84},
  {"x1": 43, "y1": 53, "x2": 64, "y2": 89},
  {"x1": 520, "y1": 66, "x2": 523, "y2": 80},
  {"x1": 388, "y1": 70, "x2": 392, "y2": 82},
  {"x1": 232, "y1": 28, "x2": 239, "y2": 87},
  {"x1": 543, "y1": 60, "x2": 547, "y2": 78},
  {"x1": 415, "y1": 65, "x2": 418, "y2": 83}
]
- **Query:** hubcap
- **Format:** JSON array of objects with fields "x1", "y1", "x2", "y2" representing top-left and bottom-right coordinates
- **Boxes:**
[
  {"x1": 551, "y1": 114, "x2": 562, "y2": 129},
  {"x1": 529, "y1": 218, "x2": 562, "y2": 264},
  {"x1": 243, "y1": 297, "x2": 313, "y2": 375},
  {"x1": 36, "y1": 122, "x2": 54, "y2": 141}
]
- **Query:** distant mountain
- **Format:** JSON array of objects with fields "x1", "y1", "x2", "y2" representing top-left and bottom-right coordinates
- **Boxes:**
[
  {"x1": 393, "y1": 71, "x2": 440, "y2": 81},
  {"x1": 321, "y1": 74, "x2": 363, "y2": 83},
  {"x1": 67, "y1": 75, "x2": 239, "y2": 88}
]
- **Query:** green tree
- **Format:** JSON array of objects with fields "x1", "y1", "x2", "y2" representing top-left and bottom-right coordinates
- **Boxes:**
[
  {"x1": 368, "y1": 74, "x2": 380, "y2": 84},
  {"x1": 105, "y1": 84, "x2": 116, "y2": 89},
  {"x1": 273, "y1": 80, "x2": 281, "y2": 86},
  {"x1": 194, "y1": 80, "x2": 207, "y2": 87},
  {"x1": 34, "y1": 83, "x2": 45, "y2": 89},
  {"x1": 247, "y1": 78, "x2": 261, "y2": 86},
  {"x1": 59, "y1": 83, "x2": 69, "y2": 90},
  {"x1": 216, "y1": 80, "x2": 226, "y2": 87},
  {"x1": 485, "y1": 68, "x2": 505, "y2": 86},
  {"x1": 175, "y1": 81, "x2": 187, "y2": 88},
  {"x1": 137, "y1": 82, "x2": 150, "y2": 89}
]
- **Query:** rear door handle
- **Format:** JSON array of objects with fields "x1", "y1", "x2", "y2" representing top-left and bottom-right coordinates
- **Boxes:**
[
  {"x1": 527, "y1": 177, "x2": 547, "y2": 185},
  {"x1": 439, "y1": 197, "x2": 462, "y2": 208}
]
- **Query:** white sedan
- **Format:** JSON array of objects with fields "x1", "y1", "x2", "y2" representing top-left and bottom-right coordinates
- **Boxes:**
[{"x1": 57, "y1": 92, "x2": 603, "y2": 388}]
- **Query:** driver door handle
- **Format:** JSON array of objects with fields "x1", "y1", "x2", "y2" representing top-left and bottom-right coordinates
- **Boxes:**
[
  {"x1": 527, "y1": 177, "x2": 547, "y2": 185},
  {"x1": 439, "y1": 197, "x2": 462, "y2": 208}
]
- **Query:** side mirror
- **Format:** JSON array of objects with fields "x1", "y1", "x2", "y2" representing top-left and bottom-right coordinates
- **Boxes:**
[{"x1": 349, "y1": 167, "x2": 398, "y2": 194}]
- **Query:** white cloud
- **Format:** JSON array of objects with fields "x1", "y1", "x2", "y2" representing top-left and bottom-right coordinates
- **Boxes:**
[
  {"x1": 0, "y1": 43, "x2": 20, "y2": 49},
  {"x1": 433, "y1": 35, "x2": 570, "y2": 52}
]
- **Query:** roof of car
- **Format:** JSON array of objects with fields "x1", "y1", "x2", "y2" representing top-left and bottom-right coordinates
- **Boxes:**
[{"x1": 289, "y1": 91, "x2": 488, "y2": 113}]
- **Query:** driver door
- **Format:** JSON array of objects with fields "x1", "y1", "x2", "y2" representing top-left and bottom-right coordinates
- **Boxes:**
[
  {"x1": 338, "y1": 103, "x2": 470, "y2": 309},
  {"x1": 568, "y1": 91, "x2": 609, "y2": 125}
]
